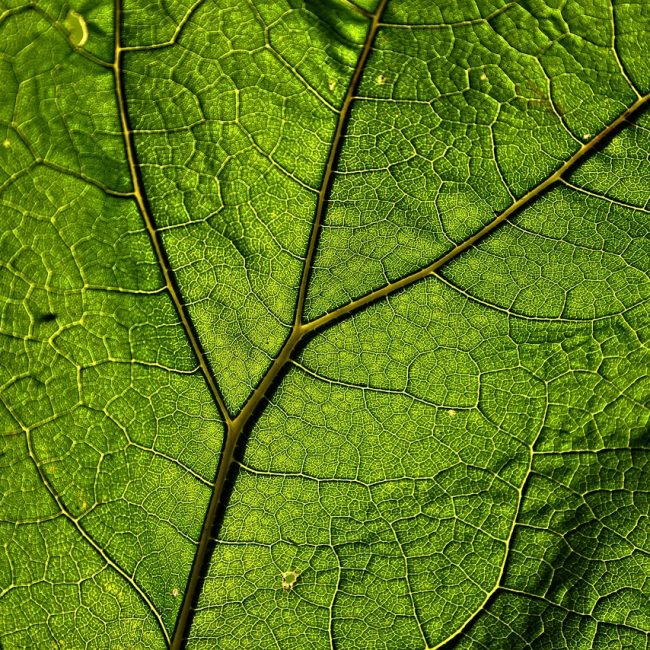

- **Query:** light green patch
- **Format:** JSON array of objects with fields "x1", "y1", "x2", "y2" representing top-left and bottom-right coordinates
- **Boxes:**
[
  {"x1": 63, "y1": 9, "x2": 89, "y2": 47},
  {"x1": 281, "y1": 570, "x2": 300, "y2": 591}
]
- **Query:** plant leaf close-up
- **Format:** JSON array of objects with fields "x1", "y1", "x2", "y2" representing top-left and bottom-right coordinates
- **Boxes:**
[{"x1": 1, "y1": 0, "x2": 649, "y2": 647}]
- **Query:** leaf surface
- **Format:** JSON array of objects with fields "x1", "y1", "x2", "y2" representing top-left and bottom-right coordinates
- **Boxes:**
[{"x1": 0, "y1": 0, "x2": 649, "y2": 648}]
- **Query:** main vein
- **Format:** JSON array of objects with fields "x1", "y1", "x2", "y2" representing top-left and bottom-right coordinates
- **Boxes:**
[{"x1": 114, "y1": 7, "x2": 234, "y2": 640}]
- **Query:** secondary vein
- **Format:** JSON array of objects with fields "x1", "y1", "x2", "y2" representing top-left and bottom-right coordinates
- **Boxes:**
[{"x1": 113, "y1": 0, "x2": 231, "y2": 427}]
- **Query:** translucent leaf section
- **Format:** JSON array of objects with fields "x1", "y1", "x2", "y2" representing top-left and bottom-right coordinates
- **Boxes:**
[
  {"x1": 456, "y1": 448, "x2": 650, "y2": 649},
  {"x1": 192, "y1": 0, "x2": 649, "y2": 634}
]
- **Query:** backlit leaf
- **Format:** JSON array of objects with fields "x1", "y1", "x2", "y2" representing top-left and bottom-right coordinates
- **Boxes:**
[{"x1": 1, "y1": 0, "x2": 648, "y2": 648}]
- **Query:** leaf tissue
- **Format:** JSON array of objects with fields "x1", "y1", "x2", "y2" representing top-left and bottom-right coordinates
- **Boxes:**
[{"x1": 0, "y1": 0, "x2": 649, "y2": 648}]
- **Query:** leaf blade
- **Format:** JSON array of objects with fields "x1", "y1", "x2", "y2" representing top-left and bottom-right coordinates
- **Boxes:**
[{"x1": 1, "y1": 0, "x2": 648, "y2": 649}]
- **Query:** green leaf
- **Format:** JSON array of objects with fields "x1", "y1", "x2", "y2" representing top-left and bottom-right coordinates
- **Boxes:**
[{"x1": 1, "y1": 0, "x2": 648, "y2": 648}]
